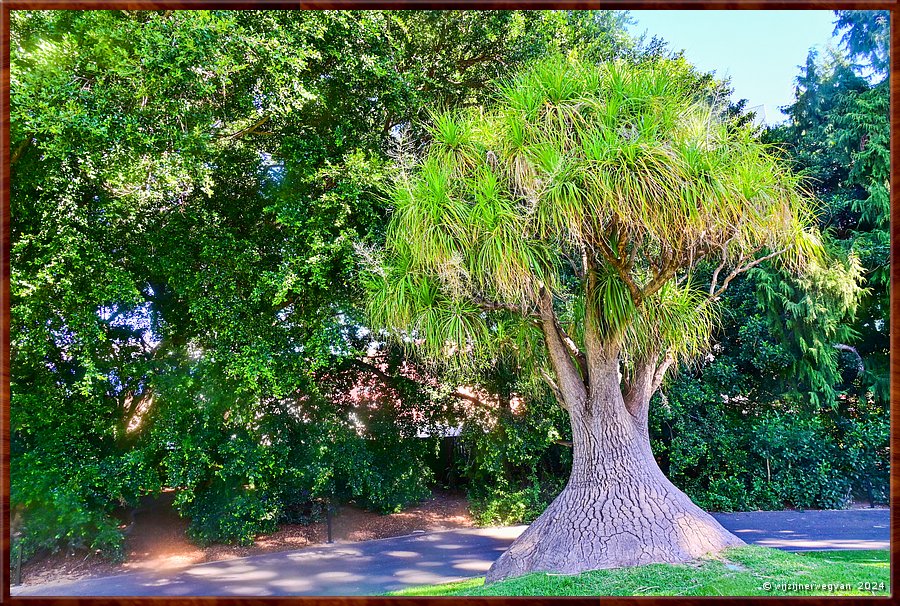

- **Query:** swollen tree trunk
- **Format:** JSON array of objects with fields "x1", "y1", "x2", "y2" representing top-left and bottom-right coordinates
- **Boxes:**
[{"x1": 485, "y1": 357, "x2": 744, "y2": 583}]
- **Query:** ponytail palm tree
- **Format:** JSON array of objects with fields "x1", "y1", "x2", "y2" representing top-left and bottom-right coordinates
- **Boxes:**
[{"x1": 365, "y1": 57, "x2": 822, "y2": 581}]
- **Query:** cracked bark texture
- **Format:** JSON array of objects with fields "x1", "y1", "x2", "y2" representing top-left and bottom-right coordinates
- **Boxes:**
[{"x1": 485, "y1": 357, "x2": 744, "y2": 583}]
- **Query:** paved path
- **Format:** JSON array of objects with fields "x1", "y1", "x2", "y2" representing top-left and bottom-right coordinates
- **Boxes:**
[
  {"x1": 13, "y1": 509, "x2": 889, "y2": 597},
  {"x1": 711, "y1": 509, "x2": 889, "y2": 551}
]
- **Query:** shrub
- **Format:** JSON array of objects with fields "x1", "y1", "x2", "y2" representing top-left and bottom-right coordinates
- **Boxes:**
[
  {"x1": 178, "y1": 482, "x2": 281, "y2": 546},
  {"x1": 155, "y1": 384, "x2": 435, "y2": 544},
  {"x1": 460, "y1": 396, "x2": 571, "y2": 526},
  {"x1": 651, "y1": 369, "x2": 889, "y2": 512},
  {"x1": 11, "y1": 449, "x2": 139, "y2": 563},
  {"x1": 469, "y1": 476, "x2": 566, "y2": 526}
]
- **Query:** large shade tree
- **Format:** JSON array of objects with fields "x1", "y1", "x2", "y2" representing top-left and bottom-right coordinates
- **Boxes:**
[
  {"x1": 366, "y1": 57, "x2": 825, "y2": 580},
  {"x1": 10, "y1": 8, "x2": 641, "y2": 559}
]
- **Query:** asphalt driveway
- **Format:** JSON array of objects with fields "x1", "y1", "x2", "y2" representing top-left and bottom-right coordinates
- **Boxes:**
[
  {"x1": 711, "y1": 508, "x2": 889, "y2": 551},
  {"x1": 13, "y1": 508, "x2": 889, "y2": 597}
]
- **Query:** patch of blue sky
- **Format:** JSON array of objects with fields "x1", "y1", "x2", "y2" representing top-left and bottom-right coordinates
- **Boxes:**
[{"x1": 627, "y1": 10, "x2": 840, "y2": 124}]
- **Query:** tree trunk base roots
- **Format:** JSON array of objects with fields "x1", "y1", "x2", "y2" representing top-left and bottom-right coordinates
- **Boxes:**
[{"x1": 485, "y1": 479, "x2": 745, "y2": 583}]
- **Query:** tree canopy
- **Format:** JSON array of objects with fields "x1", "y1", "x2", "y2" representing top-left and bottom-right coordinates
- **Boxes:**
[
  {"x1": 368, "y1": 56, "x2": 823, "y2": 390},
  {"x1": 767, "y1": 11, "x2": 889, "y2": 402}
]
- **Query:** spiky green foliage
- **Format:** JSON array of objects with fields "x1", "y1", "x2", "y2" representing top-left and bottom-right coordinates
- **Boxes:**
[
  {"x1": 768, "y1": 18, "x2": 888, "y2": 404},
  {"x1": 833, "y1": 10, "x2": 889, "y2": 74},
  {"x1": 367, "y1": 56, "x2": 822, "y2": 381}
]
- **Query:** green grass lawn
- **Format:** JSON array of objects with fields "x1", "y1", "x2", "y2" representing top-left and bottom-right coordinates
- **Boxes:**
[{"x1": 387, "y1": 547, "x2": 890, "y2": 597}]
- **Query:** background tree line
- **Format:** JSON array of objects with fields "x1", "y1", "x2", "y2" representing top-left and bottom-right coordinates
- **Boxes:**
[{"x1": 9, "y1": 9, "x2": 888, "y2": 563}]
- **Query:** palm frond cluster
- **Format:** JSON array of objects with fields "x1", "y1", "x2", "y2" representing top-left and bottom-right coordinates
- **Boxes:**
[{"x1": 366, "y1": 56, "x2": 821, "y2": 372}]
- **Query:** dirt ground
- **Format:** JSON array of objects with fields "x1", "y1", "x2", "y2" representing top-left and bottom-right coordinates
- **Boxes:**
[{"x1": 17, "y1": 489, "x2": 474, "y2": 588}]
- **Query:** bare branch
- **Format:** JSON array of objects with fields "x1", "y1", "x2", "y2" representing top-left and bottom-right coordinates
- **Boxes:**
[
  {"x1": 651, "y1": 352, "x2": 675, "y2": 394},
  {"x1": 216, "y1": 116, "x2": 271, "y2": 140},
  {"x1": 708, "y1": 255, "x2": 729, "y2": 297},
  {"x1": 707, "y1": 234, "x2": 742, "y2": 296},
  {"x1": 711, "y1": 248, "x2": 786, "y2": 299}
]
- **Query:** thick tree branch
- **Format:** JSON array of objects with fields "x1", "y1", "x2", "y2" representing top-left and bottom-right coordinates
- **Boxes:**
[
  {"x1": 538, "y1": 287, "x2": 587, "y2": 408},
  {"x1": 623, "y1": 360, "x2": 655, "y2": 418},
  {"x1": 351, "y1": 358, "x2": 396, "y2": 386},
  {"x1": 596, "y1": 235, "x2": 676, "y2": 306},
  {"x1": 623, "y1": 351, "x2": 673, "y2": 420},
  {"x1": 457, "y1": 52, "x2": 501, "y2": 70},
  {"x1": 596, "y1": 238, "x2": 643, "y2": 305},
  {"x1": 642, "y1": 260, "x2": 678, "y2": 301},
  {"x1": 274, "y1": 296, "x2": 297, "y2": 312},
  {"x1": 121, "y1": 389, "x2": 154, "y2": 438},
  {"x1": 539, "y1": 367, "x2": 568, "y2": 411},
  {"x1": 473, "y1": 296, "x2": 538, "y2": 318},
  {"x1": 449, "y1": 388, "x2": 490, "y2": 409},
  {"x1": 381, "y1": 111, "x2": 395, "y2": 137},
  {"x1": 581, "y1": 249, "x2": 616, "y2": 384},
  {"x1": 558, "y1": 326, "x2": 588, "y2": 382},
  {"x1": 352, "y1": 358, "x2": 496, "y2": 412},
  {"x1": 122, "y1": 391, "x2": 142, "y2": 422}
]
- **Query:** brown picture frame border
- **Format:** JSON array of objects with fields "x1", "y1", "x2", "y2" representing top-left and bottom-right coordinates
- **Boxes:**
[{"x1": 0, "y1": 2, "x2": 895, "y2": 603}]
